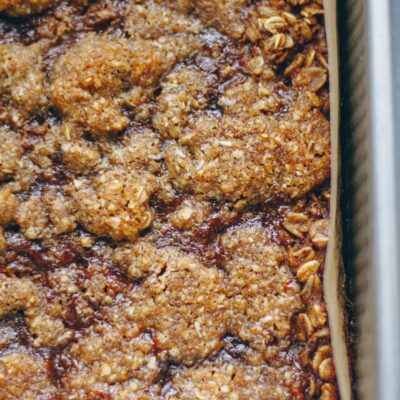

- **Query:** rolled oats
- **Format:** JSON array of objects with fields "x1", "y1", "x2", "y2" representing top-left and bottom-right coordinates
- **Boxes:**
[
  {"x1": 0, "y1": 0, "x2": 339, "y2": 398},
  {"x1": 297, "y1": 260, "x2": 321, "y2": 282}
]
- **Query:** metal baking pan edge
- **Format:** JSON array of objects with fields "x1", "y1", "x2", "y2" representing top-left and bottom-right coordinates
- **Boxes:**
[{"x1": 340, "y1": 0, "x2": 400, "y2": 399}]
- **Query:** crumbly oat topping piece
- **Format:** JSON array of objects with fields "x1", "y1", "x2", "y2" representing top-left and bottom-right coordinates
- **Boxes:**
[
  {"x1": 191, "y1": 0, "x2": 250, "y2": 39},
  {"x1": 0, "y1": 0, "x2": 337, "y2": 399},
  {"x1": 170, "y1": 358, "x2": 303, "y2": 400},
  {"x1": 0, "y1": 274, "x2": 72, "y2": 347},
  {"x1": 0, "y1": 128, "x2": 23, "y2": 181},
  {"x1": 104, "y1": 129, "x2": 162, "y2": 173},
  {"x1": 125, "y1": 0, "x2": 203, "y2": 39},
  {"x1": 153, "y1": 66, "x2": 211, "y2": 139},
  {"x1": 112, "y1": 237, "x2": 178, "y2": 280},
  {"x1": 16, "y1": 189, "x2": 77, "y2": 240},
  {"x1": 0, "y1": 275, "x2": 36, "y2": 319},
  {"x1": 0, "y1": 42, "x2": 48, "y2": 127},
  {"x1": 51, "y1": 33, "x2": 201, "y2": 135},
  {"x1": 155, "y1": 0, "x2": 250, "y2": 39},
  {"x1": 167, "y1": 197, "x2": 212, "y2": 229},
  {"x1": 69, "y1": 167, "x2": 157, "y2": 241},
  {"x1": 221, "y1": 225, "x2": 303, "y2": 356},
  {"x1": 0, "y1": 352, "x2": 57, "y2": 399},
  {"x1": 130, "y1": 247, "x2": 228, "y2": 364},
  {"x1": 0, "y1": 0, "x2": 55, "y2": 16},
  {"x1": 62, "y1": 326, "x2": 159, "y2": 399},
  {"x1": 61, "y1": 140, "x2": 101, "y2": 175},
  {"x1": 0, "y1": 188, "x2": 19, "y2": 226},
  {"x1": 164, "y1": 87, "x2": 330, "y2": 202}
]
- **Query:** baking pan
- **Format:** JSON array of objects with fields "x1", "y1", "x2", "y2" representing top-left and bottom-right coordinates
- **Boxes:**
[
  {"x1": 323, "y1": 2, "x2": 352, "y2": 399},
  {"x1": 339, "y1": 0, "x2": 400, "y2": 399}
]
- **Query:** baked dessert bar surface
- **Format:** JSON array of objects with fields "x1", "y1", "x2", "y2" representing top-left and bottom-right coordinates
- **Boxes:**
[{"x1": 0, "y1": 0, "x2": 337, "y2": 399}]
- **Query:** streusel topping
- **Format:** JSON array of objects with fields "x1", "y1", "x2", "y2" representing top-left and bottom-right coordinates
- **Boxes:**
[{"x1": 0, "y1": 0, "x2": 337, "y2": 399}]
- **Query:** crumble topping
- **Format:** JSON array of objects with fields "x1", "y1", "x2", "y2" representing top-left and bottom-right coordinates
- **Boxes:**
[
  {"x1": 124, "y1": 1, "x2": 203, "y2": 39},
  {"x1": 0, "y1": 0, "x2": 56, "y2": 16},
  {"x1": 0, "y1": 0, "x2": 337, "y2": 399},
  {"x1": 0, "y1": 188, "x2": 19, "y2": 226},
  {"x1": 68, "y1": 167, "x2": 157, "y2": 240},
  {"x1": 130, "y1": 247, "x2": 227, "y2": 364},
  {"x1": 171, "y1": 357, "x2": 303, "y2": 400},
  {"x1": 64, "y1": 327, "x2": 159, "y2": 398},
  {"x1": 51, "y1": 33, "x2": 201, "y2": 134},
  {"x1": 221, "y1": 225, "x2": 303, "y2": 356},
  {"x1": 0, "y1": 41, "x2": 49, "y2": 127},
  {"x1": 0, "y1": 274, "x2": 72, "y2": 346},
  {"x1": 164, "y1": 88, "x2": 330, "y2": 202},
  {"x1": 16, "y1": 189, "x2": 76, "y2": 240},
  {"x1": 0, "y1": 128, "x2": 24, "y2": 180},
  {"x1": 0, "y1": 352, "x2": 57, "y2": 399}
]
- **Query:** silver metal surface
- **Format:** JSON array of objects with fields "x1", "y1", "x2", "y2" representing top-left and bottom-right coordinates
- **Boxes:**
[
  {"x1": 368, "y1": 1, "x2": 400, "y2": 399},
  {"x1": 341, "y1": 0, "x2": 400, "y2": 399}
]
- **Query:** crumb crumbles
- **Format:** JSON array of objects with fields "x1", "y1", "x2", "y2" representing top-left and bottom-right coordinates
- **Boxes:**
[{"x1": 0, "y1": 0, "x2": 337, "y2": 399}]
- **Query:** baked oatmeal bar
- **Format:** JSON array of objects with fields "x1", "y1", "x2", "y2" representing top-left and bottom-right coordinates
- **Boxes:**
[{"x1": 0, "y1": 0, "x2": 337, "y2": 399}]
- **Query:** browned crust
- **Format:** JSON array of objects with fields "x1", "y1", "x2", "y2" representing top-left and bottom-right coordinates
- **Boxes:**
[{"x1": 0, "y1": 1, "x2": 343, "y2": 399}]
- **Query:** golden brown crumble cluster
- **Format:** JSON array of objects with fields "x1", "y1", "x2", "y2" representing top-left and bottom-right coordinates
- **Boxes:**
[
  {"x1": 0, "y1": 0, "x2": 335, "y2": 399},
  {"x1": 0, "y1": 0, "x2": 54, "y2": 17}
]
